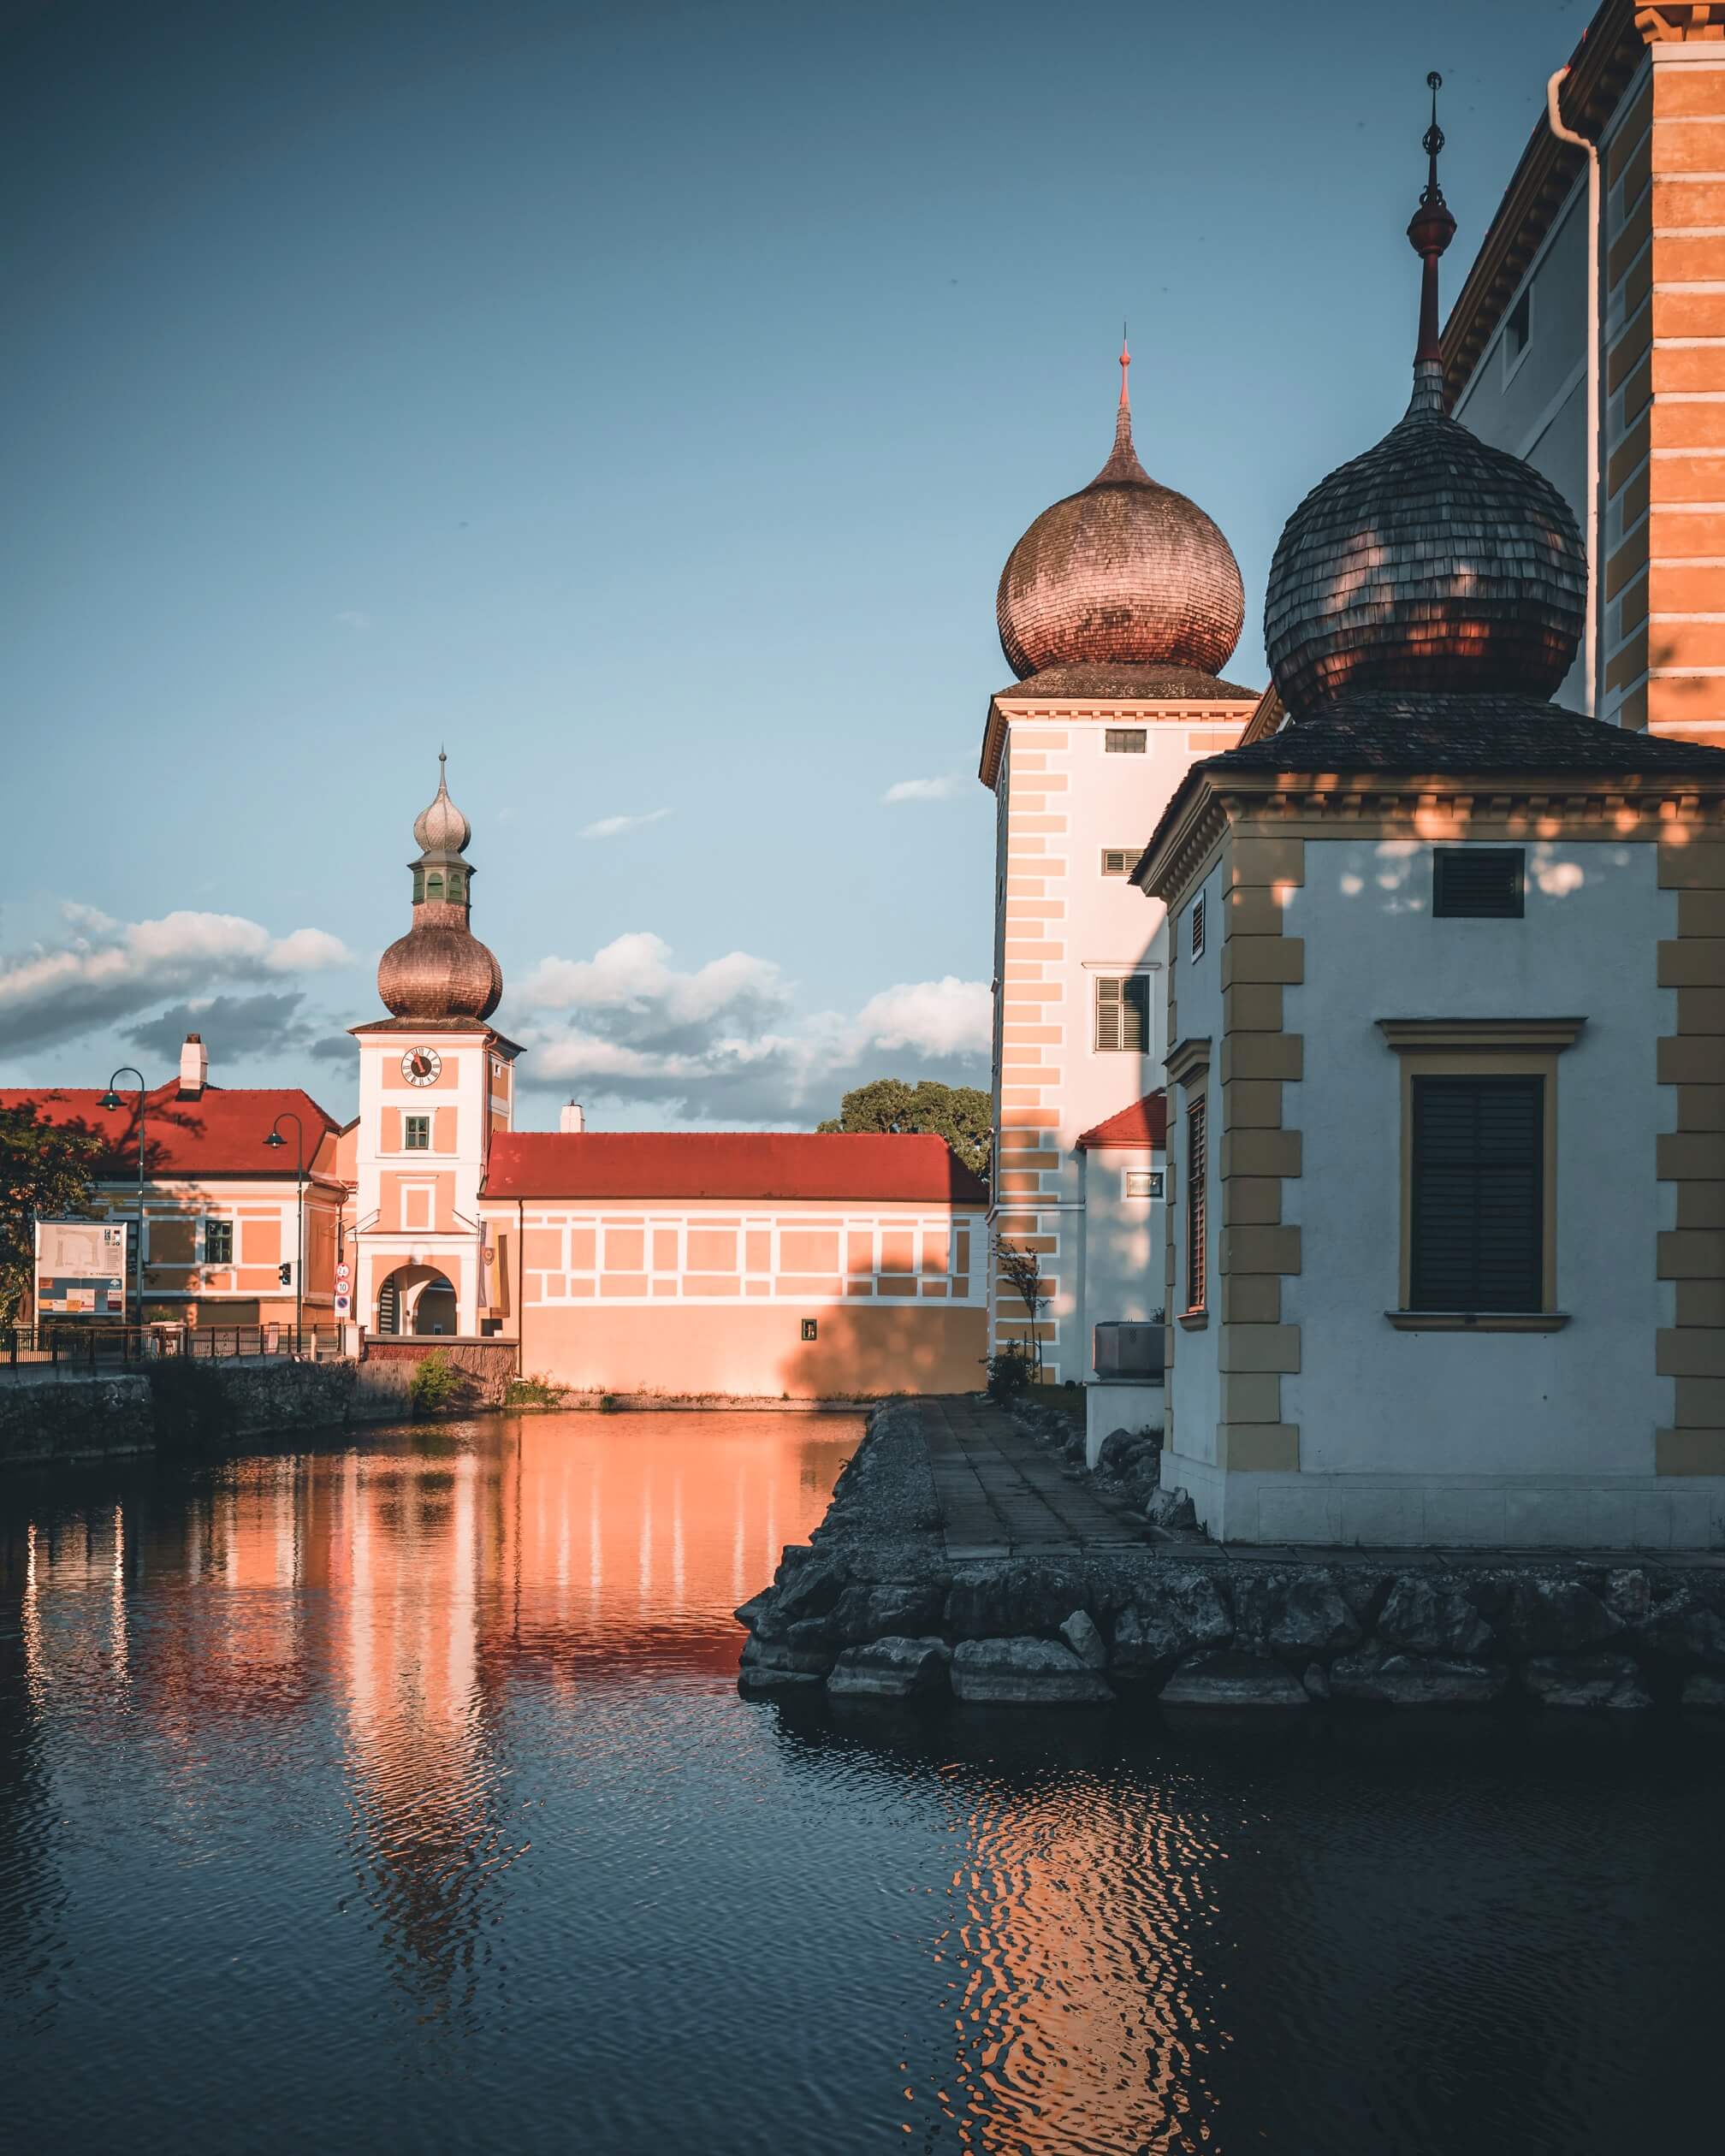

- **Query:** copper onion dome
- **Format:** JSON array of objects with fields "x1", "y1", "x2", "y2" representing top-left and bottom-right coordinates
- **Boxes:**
[
  {"x1": 1263, "y1": 76, "x2": 1586, "y2": 716},
  {"x1": 997, "y1": 341, "x2": 1246, "y2": 681},
  {"x1": 376, "y1": 754, "x2": 503, "y2": 1022}
]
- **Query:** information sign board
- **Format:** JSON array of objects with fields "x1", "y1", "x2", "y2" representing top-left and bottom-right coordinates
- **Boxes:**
[{"x1": 35, "y1": 1220, "x2": 127, "y2": 1318}]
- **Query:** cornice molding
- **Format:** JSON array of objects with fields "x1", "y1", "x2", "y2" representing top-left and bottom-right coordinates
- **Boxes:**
[
  {"x1": 978, "y1": 695, "x2": 1257, "y2": 791},
  {"x1": 1637, "y1": 4, "x2": 1725, "y2": 40},
  {"x1": 1137, "y1": 762, "x2": 1725, "y2": 907},
  {"x1": 1442, "y1": 1, "x2": 1645, "y2": 404},
  {"x1": 1238, "y1": 684, "x2": 1283, "y2": 746},
  {"x1": 1165, "y1": 1035, "x2": 1212, "y2": 1089},
  {"x1": 1377, "y1": 1016, "x2": 1587, "y2": 1054}
]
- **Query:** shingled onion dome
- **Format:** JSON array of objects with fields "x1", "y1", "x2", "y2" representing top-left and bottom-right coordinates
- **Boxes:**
[
  {"x1": 997, "y1": 340, "x2": 1246, "y2": 681},
  {"x1": 1264, "y1": 75, "x2": 1586, "y2": 717},
  {"x1": 376, "y1": 752, "x2": 503, "y2": 1022}
]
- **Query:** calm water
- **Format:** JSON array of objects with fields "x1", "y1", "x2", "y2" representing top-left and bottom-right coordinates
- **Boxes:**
[{"x1": 2, "y1": 1412, "x2": 1722, "y2": 2155}]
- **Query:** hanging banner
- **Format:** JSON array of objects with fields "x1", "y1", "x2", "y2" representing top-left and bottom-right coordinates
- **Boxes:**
[{"x1": 35, "y1": 1220, "x2": 127, "y2": 1317}]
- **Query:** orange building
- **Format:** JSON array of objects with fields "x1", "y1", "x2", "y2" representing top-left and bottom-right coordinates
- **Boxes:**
[
  {"x1": 1443, "y1": 0, "x2": 1725, "y2": 744},
  {"x1": 3, "y1": 1034, "x2": 345, "y2": 1330},
  {"x1": 341, "y1": 759, "x2": 989, "y2": 1398}
]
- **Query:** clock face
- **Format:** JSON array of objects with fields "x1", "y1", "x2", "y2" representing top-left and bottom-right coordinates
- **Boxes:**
[{"x1": 401, "y1": 1048, "x2": 442, "y2": 1087}]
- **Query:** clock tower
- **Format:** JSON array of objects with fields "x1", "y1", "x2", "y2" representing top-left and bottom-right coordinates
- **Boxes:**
[{"x1": 350, "y1": 755, "x2": 518, "y2": 1337}]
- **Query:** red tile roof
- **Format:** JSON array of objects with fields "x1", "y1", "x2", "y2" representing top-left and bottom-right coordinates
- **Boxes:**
[
  {"x1": 0, "y1": 1085, "x2": 343, "y2": 1181},
  {"x1": 483, "y1": 1131, "x2": 990, "y2": 1205},
  {"x1": 1076, "y1": 1090, "x2": 1167, "y2": 1151}
]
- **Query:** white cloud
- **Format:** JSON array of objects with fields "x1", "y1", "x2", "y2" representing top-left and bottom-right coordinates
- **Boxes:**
[
  {"x1": 507, "y1": 933, "x2": 988, "y2": 1123},
  {"x1": 882, "y1": 774, "x2": 963, "y2": 804},
  {"x1": 0, "y1": 906, "x2": 353, "y2": 1054},
  {"x1": 334, "y1": 610, "x2": 372, "y2": 631},
  {"x1": 851, "y1": 977, "x2": 991, "y2": 1059},
  {"x1": 578, "y1": 808, "x2": 673, "y2": 840}
]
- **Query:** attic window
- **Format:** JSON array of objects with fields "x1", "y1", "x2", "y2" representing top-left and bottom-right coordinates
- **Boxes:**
[
  {"x1": 1100, "y1": 849, "x2": 1134, "y2": 876},
  {"x1": 1504, "y1": 289, "x2": 1532, "y2": 373},
  {"x1": 1105, "y1": 729, "x2": 1146, "y2": 754},
  {"x1": 1190, "y1": 893, "x2": 1206, "y2": 959},
  {"x1": 1433, "y1": 849, "x2": 1524, "y2": 919}
]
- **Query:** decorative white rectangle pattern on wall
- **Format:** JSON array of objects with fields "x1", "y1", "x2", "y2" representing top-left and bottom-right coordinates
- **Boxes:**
[{"x1": 517, "y1": 1209, "x2": 987, "y2": 1306}]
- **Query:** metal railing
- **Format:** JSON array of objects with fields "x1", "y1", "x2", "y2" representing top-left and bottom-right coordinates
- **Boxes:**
[{"x1": 3, "y1": 1324, "x2": 341, "y2": 1371}]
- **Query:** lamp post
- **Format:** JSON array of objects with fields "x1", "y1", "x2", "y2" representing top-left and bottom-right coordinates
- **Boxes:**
[
  {"x1": 264, "y1": 1112, "x2": 305, "y2": 1349},
  {"x1": 98, "y1": 1066, "x2": 147, "y2": 1330}
]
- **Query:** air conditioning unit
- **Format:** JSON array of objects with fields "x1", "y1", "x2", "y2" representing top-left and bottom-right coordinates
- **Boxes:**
[{"x1": 1094, "y1": 1321, "x2": 1165, "y2": 1380}]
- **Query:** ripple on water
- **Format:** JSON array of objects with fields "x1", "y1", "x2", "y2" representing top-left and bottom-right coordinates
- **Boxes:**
[{"x1": 1, "y1": 1415, "x2": 1723, "y2": 2154}]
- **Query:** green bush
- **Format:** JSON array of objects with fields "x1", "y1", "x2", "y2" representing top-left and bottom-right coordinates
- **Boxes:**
[
  {"x1": 983, "y1": 1342, "x2": 1036, "y2": 1402},
  {"x1": 147, "y1": 1358, "x2": 230, "y2": 1448},
  {"x1": 409, "y1": 1350, "x2": 464, "y2": 1415},
  {"x1": 505, "y1": 1373, "x2": 565, "y2": 1407}
]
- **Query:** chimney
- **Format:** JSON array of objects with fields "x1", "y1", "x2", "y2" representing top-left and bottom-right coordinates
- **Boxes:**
[
  {"x1": 178, "y1": 1033, "x2": 208, "y2": 1099},
  {"x1": 559, "y1": 1099, "x2": 585, "y2": 1134}
]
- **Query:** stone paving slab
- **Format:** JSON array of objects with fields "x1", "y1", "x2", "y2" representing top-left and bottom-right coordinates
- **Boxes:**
[{"x1": 917, "y1": 1396, "x2": 1148, "y2": 1559}]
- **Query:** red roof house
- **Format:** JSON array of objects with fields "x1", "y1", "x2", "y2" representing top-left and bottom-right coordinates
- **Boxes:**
[{"x1": 482, "y1": 1130, "x2": 989, "y2": 1206}]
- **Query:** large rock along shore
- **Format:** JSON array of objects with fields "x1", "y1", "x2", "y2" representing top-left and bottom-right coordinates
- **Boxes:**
[{"x1": 735, "y1": 1402, "x2": 1725, "y2": 1712}]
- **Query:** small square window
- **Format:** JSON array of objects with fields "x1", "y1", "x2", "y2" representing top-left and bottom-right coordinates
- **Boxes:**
[
  {"x1": 1100, "y1": 848, "x2": 1134, "y2": 876},
  {"x1": 1190, "y1": 893, "x2": 1206, "y2": 959},
  {"x1": 1105, "y1": 728, "x2": 1146, "y2": 754},
  {"x1": 404, "y1": 1114, "x2": 431, "y2": 1151},
  {"x1": 1123, "y1": 1168, "x2": 1164, "y2": 1200},
  {"x1": 1433, "y1": 849, "x2": 1524, "y2": 919},
  {"x1": 205, "y1": 1219, "x2": 234, "y2": 1265}
]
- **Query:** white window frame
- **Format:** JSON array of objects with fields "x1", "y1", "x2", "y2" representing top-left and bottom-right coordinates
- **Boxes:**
[
  {"x1": 1122, "y1": 1166, "x2": 1164, "y2": 1201},
  {"x1": 1502, "y1": 284, "x2": 1534, "y2": 387}
]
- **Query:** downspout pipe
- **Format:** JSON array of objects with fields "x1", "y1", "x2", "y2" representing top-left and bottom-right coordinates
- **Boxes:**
[{"x1": 1547, "y1": 64, "x2": 1601, "y2": 716}]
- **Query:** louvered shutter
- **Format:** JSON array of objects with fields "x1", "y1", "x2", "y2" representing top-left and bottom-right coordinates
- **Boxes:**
[
  {"x1": 1433, "y1": 849, "x2": 1524, "y2": 917},
  {"x1": 1122, "y1": 974, "x2": 1148, "y2": 1051},
  {"x1": 1186, "y1": 1098, "x2": 1207, "y2": 1311},
  {"x1": 1095, "y1": 976, "x2": 1122, "y2": 1051},
  {"x1": 1411, "y1": 1075, "x2": 1543, "y2": 1311}
]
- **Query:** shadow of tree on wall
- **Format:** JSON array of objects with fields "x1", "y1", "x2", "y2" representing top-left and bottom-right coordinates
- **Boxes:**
[{"x1": 773, "y1": 1301, "x2": 985, "y2": 1400}]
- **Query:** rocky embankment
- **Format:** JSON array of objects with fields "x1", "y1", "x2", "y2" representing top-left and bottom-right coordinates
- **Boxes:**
[{"x1": 735, "y1": 1402, "x2": 1725, "y2": 1712}]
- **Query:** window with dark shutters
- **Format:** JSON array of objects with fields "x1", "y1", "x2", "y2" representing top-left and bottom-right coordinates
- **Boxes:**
[
  {"x1": 1185, "y1": 1097, "x2": 1207, "y2": 1312},
  {"x1": 1432, "y1": 848, "x2": 1525, "y2": 918},
  {"x1": 1094, "y1": 974, "x2": 1149, "y2": 1051},
  {"x1": 1410, "y1": 1075, "x2": 1543, "y2": 1311}
]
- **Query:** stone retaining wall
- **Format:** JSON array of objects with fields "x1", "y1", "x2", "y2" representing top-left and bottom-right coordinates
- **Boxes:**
[
  {"x1": 0, "y1": 1354, "x2": 418, "y2": 1466},
  {"x1": 360, "y1": 1337, "x2": 519, "y2": 1407},
  {"x1": 735, "y1": 1402, "x2": 1725, "y2": 1712}
]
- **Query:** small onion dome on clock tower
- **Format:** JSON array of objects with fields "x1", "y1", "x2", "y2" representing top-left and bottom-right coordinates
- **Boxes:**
[
  {"x1": 1263, "y1": 75, "x2": 1586, "y2": 717},
  {"x1": 376, "y1": 752, "x2": 504, "y2": 1022},
  {"x1": 996, "y1": 337, "x2": 1247, "y2": 684}
]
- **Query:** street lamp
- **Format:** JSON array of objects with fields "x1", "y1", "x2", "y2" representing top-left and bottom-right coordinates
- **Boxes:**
[
  {"x1": 98, "y1": 1066, "x2": 147, "y2": 1329},
  {"x1": 264, "y1": 1111, "x2": 305, "y2": 1349}
]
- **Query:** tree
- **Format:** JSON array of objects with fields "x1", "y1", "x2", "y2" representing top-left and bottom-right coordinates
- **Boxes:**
[
  {"x1": 0, "y1": 1105, "x2": 104, "y2": 1324},
  {"x1": 817, "y1": 1077, "x2": 992, "y2": 1181},
  {"x1": 991, "y1": 1232, "x2": 1047, "y2": 1382}
]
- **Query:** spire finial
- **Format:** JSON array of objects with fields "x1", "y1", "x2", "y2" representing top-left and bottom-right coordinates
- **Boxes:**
[
  {"x1": 1094, "y1": 328, "x2": 1148, "y2": 483},
  {"x1": 1407, "y1": 68, "x2": 1458, "y2": 399}
]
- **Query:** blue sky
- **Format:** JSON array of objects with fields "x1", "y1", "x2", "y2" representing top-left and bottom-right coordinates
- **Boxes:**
[{"x1": 1, "y1": 0, "x2": 1594, "y2": 1125}]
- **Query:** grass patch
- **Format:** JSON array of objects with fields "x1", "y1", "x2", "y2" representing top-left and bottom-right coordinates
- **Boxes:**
[{"x1": 506, "y1": 1373, "x2": 566, "y2": 1407}]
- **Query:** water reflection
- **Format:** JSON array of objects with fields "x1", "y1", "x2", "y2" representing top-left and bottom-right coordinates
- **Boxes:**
[{"x1": 2, "y1": 1413, "x2": 1723, "y2": 2154}]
